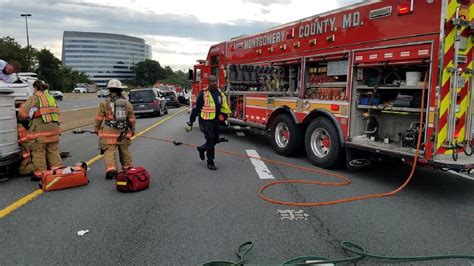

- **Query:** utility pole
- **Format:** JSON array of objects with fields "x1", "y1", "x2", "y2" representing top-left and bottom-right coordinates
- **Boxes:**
[{"x1": 20, "y1": 13, "x2": 32, "y2": 71}]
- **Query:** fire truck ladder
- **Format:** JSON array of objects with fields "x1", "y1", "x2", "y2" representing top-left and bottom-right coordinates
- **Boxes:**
[{"x1": 445, "y1": 7, "x2": 469, "y2": 158}]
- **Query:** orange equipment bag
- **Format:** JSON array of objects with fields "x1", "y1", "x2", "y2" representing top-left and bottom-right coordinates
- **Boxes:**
[{"x1": 39, "y1": 163, "x2": 89, "y2": 192}]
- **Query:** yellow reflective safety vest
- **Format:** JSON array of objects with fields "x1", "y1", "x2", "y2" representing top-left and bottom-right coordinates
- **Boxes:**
[
  {"x1": 200, "y1": 90, "x2": 216, "y2": 120},
  {"x1": 19, "y1": 92, "x2": 61, "y2": 144},
  {"x1": 220, "y1": 89, "x2": 231, "y2": 115},
  {"x1": 34, "y1": 91, "x2": 60, "y2": 123},
  {"x1": 200, "y1": 89, "x2": 231, "y2": 120}
]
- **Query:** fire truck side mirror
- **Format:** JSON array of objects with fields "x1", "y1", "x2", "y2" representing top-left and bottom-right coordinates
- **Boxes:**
[{"x1": 188, "y1": 69, "x2": 194, "y2": 82}]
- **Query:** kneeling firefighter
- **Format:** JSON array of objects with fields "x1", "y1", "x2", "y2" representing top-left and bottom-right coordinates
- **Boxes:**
[
  {"x1": 18, "y1": 80, "x2": 62, "y2": 180},
  {"x1": 17, "y1": 122, "x2": 34, "y2": 176},
  {"x1": 95, "y1": 79, "x2": 136, "y2": 179}
]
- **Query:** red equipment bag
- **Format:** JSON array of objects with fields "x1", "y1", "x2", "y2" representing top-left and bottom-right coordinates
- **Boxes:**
[
  {"x1": 115, "y1": 166, "x2": 150, "y2": 192},
  {"x1": 39, "y1": 162, "x2": 89, "y2": 192}
]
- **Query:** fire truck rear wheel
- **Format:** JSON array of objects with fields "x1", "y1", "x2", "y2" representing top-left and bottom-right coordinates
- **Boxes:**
[
  {"x1": 270, "y1": 114, "x2": 302, "y2": 156},
  {"x1": 305, "y1": 117, "x2": 342, "y2": 168}
]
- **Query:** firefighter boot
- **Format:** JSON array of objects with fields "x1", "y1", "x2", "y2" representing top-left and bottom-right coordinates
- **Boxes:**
[
  {"x1": 207, "y1": 160, "x2": 217, "y2": 170},
  {"x1": 197, "y1": 146, "x2": 206, "y2": 161},
  {"x1": 103, "y1": 144, "x2": 118, "y2": 179},
  {"x1": 105, "y1": 171, "x2": 117, "y2": 180}
]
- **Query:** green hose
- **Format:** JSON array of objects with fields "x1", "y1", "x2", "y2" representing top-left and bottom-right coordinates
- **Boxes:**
[
  {"x1": 283, "y1": 241, "x2": 474, "y2": 264},
  {"x1": 204, "y1": 242, "x2": 254, "y2": 266},
  {"x1": 204, "y1": 241, "x2": 474, "y2": 265}
]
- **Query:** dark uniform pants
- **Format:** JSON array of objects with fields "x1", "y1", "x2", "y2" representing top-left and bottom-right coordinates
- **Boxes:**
[{"x1": 199, "y1": 119, "x2": 219, "y2": 162}]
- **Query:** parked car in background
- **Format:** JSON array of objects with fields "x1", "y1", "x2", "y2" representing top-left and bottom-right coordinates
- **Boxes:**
[
  {"x1": 128, "y1": 88, "x2": 167, "y2": 117},
  {"x1": 86, "y1": 84, "x2": 97, "y2": 93},
  {"x1": 74, "y1": 83, "x2": 97, "y2": 93},
  {"x1": 72, "y1": 87, "x2": 87, "y2": 93},
  {"x1": 49, "y1": 90, "x2": 63, "y2": 101},
  {"x1": 177, "y1": 90, "x2": 189, "y2": 105},
  {"x1": 97, "y1": 89, "x2": 109, "y2": 98},
  {"x1": 159, "y1": 90, "x2": 180, "y2": 108}
]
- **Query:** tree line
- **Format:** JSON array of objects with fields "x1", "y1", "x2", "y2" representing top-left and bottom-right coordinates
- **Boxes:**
[
  {"x1": 0, "y1": 36, "x2": 90, "y2": 92},
  {"x1": 0, "y1": 36, "x2": 189, "y2": 92},
  {"x1": 133, "y1": 59, "x2": 189, "y2": 90}
]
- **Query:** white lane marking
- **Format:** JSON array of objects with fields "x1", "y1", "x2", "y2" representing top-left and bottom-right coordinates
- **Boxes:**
[
  {"x1": 62, "y1": 106, "x2": 97, "y2": 112},
  {"x1": 246, "y1": 150, "x2": 274, "y2": 179},
  {"x1": 234, "y1": 126, "x2": 241, "y2": 130},
  {"x1": 236, "y1": 132, "x2": 245, "y2": 137}
]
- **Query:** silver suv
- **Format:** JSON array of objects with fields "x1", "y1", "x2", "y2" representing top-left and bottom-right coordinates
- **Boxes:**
[{"x1": 97, "y1": 89, "x2": 109, "y2": 98}]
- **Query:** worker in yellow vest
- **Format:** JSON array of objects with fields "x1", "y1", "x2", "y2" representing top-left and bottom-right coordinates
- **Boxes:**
[
  {"x1": 95, "y1": 79, "x2": 136, "y2": 179},
  {"x1": 186, "y1": 75, "x2": 231, "y2": 170},
  {"x1": 18, "y1": 80, "x2": 62, "y2": 180}
]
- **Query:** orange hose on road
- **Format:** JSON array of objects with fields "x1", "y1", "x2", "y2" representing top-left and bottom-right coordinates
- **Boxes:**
[
  {"x1": 256, "y1": 72, "x2": 427, "y2": 206},
  {"x1": 138, "y1": 72, "x2": 427, "y2": 207}
]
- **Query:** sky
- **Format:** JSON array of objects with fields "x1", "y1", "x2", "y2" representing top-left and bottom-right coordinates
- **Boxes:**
[{"x1": 0, "y1": 0, "x2": 361, "y2": 71}]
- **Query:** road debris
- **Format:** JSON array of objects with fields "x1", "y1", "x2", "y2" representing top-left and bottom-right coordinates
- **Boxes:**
[{"x1": 77, "y1": 230, "x2": 89, "y2": 236}]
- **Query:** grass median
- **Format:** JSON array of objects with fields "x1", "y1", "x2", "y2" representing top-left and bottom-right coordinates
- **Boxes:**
[{"x1": 60, "y1": 107, "x2": 97, "y2": 132}]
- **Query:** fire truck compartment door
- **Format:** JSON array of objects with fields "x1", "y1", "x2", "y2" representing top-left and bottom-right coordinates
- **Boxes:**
[{"x1": 354, "y1": 44, "x2": 431, "y2": 65}]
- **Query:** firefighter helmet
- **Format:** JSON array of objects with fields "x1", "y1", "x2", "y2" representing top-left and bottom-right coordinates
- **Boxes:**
[{"x1": 107, "y1": 79, "x2": 122, "y2": 89}]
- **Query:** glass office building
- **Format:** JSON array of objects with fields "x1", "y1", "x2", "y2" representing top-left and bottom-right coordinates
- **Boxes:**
[{"x1": 62, "y1": 31, "x2": 152, "y2": 87}]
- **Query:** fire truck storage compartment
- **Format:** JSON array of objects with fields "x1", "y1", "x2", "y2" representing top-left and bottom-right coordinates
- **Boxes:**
[
  {"x1": 304, "y1": 59, "x2": 348, "y2": 101},
  {"x1": 349, "y1": 62, "x2": 430, "y2": 154},
  {"x1": 226, "y1": 63, "x2": 300, "y2": 94},
  {"x1": 229, "y1": 95, "x2": 245, "y2": 120}
]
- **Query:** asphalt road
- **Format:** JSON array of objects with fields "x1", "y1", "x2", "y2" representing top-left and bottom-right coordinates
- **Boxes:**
[
  {"x1": 57, "y1": 94, "x2": 102, "y2": 111},
  {"x1": 1, "y1": 107, "x2": 473, "y2": 265}
]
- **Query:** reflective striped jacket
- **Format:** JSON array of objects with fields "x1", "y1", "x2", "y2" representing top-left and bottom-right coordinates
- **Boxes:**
[{"x1": 19, "y1": 92, "x2": 61, "y2": 144}]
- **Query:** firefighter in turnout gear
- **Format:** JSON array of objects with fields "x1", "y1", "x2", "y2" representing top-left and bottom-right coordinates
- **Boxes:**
[
  {"x1": 186, "y1": 75, "x2": 231, "y2": 170},
  {"x1": 95, "y1": 79, "x2": 136, "y2": 179},
  {"x1": 17, "y1": 123, "x2": 34, "y2": 176},
  {"x1": 18, "y1": 80, "x2": 62, "y2": 180}
]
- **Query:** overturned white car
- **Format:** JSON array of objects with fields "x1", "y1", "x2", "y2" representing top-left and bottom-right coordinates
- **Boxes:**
[{"x1": 0, "y1": 73, "x2": 36, "y2": 177}]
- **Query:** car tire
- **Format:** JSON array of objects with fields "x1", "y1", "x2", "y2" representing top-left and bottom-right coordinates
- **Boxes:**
[{"x1": 304, "y1": 117, "x2": 342, "y2": 168}]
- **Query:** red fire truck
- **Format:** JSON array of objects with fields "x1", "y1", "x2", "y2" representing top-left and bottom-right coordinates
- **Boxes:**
[{"x1": 190, "y1": 0, "x2": 473, "y2": 178}]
